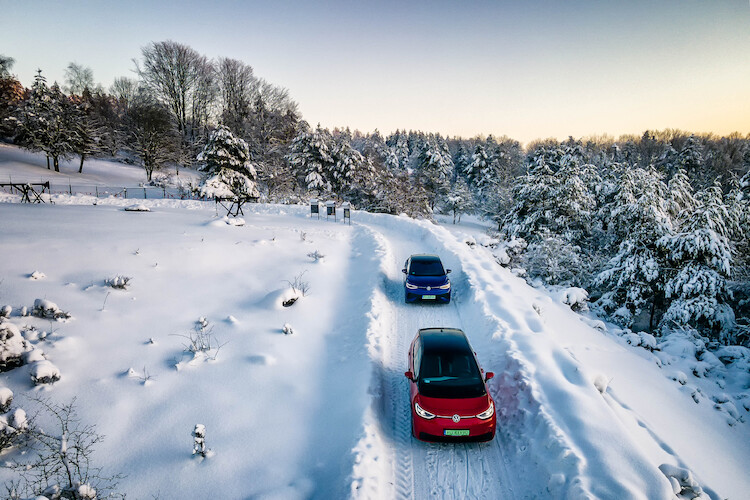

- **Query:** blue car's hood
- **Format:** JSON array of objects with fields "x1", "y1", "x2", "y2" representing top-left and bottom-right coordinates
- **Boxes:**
[{"x1": 407, "y1": 275, "x2": 449, "y2": 287}]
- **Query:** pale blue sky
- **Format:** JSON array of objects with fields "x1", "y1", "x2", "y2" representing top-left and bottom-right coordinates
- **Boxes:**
[{"x1": 2, "y1": 0, "x2": 749, "y2": 143}]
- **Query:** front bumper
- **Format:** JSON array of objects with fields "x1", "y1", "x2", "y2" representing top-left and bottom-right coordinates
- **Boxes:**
[
  {"x1": 412, "y1": 413, "x2": 496, "y2": 442},
  {"x1": 404, "y1": 286, "x2": 451, "y2": 303}
]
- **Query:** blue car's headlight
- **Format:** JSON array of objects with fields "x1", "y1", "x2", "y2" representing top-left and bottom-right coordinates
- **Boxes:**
[
  {"x1": 437, "y1": 282, "x2": 451, "y2": 289},
  {"x1": 405, "y1": 282, "x2": 418, "y2": 290}
]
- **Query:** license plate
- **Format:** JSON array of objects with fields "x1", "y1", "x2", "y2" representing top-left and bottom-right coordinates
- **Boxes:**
[
  {"x1": 422, "y1": 295, "x2": 436, "y2": 300},
  {"x1": 444, "y1": 429, "x2": 470, "y2": 437}
]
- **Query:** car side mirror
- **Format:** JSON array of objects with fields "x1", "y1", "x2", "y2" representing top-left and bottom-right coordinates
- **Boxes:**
[
  {"x1": 402, "y1": 268, "x2": 407, "y2": 274},
  {"x1": 404, "y1": 371, "x2": 414, "y2": 380},
  {"x1": 485, "y1": 372, "x2": 495, "y2": 381},
  {"x1": 446, "y1": 269, "x2": 452, "y2": 273}
]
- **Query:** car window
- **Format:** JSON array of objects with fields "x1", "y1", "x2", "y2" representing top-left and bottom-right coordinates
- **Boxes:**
[
  {"x1": 409, "y1": 258, "x2": 445, "y2": 277},
  {"x1": 414, "y1": 339, "x2": 423, "y2": 378},
  {"x1": 418, "y1": 350, "x2": 485, "y2": 398}
]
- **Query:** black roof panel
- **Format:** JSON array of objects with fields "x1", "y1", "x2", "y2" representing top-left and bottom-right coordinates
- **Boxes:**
[{"x1": 419, "y1": 328, "x2": 472, "y2": 353}]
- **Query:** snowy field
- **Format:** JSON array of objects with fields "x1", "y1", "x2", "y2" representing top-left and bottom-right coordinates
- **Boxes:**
[{"x1": 1, "y1": 148, "x2": 749, "y2": 499}]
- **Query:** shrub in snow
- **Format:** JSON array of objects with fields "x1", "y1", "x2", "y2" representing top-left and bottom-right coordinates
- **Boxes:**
[
  {"x1": 31, "y1": 360, "x2": 61, "y2": 385},
  {"x1": 491, "y1": 237, "x2": 527, "y2": 268},
  {"x1": 658, "y1": 464, "x2": 706, "y2": 498},
  {"x1": 669, "y1": 371, "x2": 688, "y2": 385},
  {"x1": 1, "y1": 405, "x2": 29, "y2": 453},
  {"x1": 523, "y1": 232, "x2": 585, "y2": 286},
  {"x1": 5, "y1": 397, "x2": 122, "y2": 499},
  {"x1": 282, "y1": 271, "x2": 309, "y2": 307},
  {"x1": 174, "y1": 317, "x2": 226, "y2": 364},
  {"x1": 0, "y1": 386, "x2": 13, "y2": 413},
  {"x1": 659, "y1": 327, "x2": 707, "y2": 361},
  {"x1": 0, "y1": 304, "x2": 11, "y2": 318},
  {"x1": 29, "y1": 270, "x2": 46, "y2": 280},
  {"x1": 557, "y1": 287, "x2": 589, "y2": 312},
  {"x1": 1, "y1": 320, "x2": 31, "y2": 371},
  {"x1": 282, "y1": 323, "x2": 294, "y2": 335},
  {"x1": 32, "y1": 299, "x2": 71, "y2": 321},
  {"x1": 192, "y1": 424, "x2": 207, "y2": 457},
  {"x1": 105, "y1": 275, "x2": 131, "y2": 289},
  {"x1": 621, "y1": 330, "x2": 657, "y2": 351},
  {"x1": 307, "y1": 250, "x2": 325, "y2": 262}
]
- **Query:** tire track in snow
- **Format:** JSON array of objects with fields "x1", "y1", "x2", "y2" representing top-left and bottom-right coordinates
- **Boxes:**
[{"x1": 357, "y1": 217, "x2": 515, "y2": 500}]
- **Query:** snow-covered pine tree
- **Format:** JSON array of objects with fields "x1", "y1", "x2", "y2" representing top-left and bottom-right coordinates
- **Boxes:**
[
  {"x1": 453, "y1": 144, "x2": 471, "y2": 182},
  {"x1": 12, "y1": 71, "x2": 77, "y2": 172},
  {"x1": 443, "y1": 178, "x2": 474, "y2": 224},
  {"x1": 70, "y1": 88, "x2": 109, "y2": 174},
  {"x1": 330, "y1": 135, "x2": 376, "y2": 201},
  {"x1": 665, "y1": 168, "x2": 697, "y2": 220},
  {"x1": 465, "y1": 144, "x2": 490, "y2": 194},
  {"x1": 41, "y1": 82, "x2": 77, "y2": 172},
  {"x1": 678, "y1": 135, "x2": 709, "y2": 186},
  {"x1": 198, "y1": 125, "x2": 260, "y2": 201},
  {"x1": 415, "y1": 136, "x2": 453, "y2": 209},
  {"x1": 594, "y1": 166, "x2": 672, "y2": 330},
  {"x1": 502, "y1": 145, "x2": 595, "y2": 243},
  {"x1": 385, "y1": 130, "x2": 410, "y2": 171},
  {"x1": 657, "y1": 182, "x2": 734, "y2": 341},
  {"x1": 286, "y1": 125, "x2": 334, "y2": 193}
]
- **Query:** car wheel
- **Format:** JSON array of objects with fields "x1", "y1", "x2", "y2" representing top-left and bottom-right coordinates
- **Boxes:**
[{"x1": 445, "y1": 292, "x2": 451, "y2": 304}]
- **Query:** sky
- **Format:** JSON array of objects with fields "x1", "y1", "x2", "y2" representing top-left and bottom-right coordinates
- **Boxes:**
[{"x1": 2, "y1": 0, "x2": 749, "y2": 144}]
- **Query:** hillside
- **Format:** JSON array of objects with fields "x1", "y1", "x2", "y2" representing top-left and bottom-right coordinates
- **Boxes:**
[{"x1": 0, "y1": 148, "x2": 748, "y2": 499}]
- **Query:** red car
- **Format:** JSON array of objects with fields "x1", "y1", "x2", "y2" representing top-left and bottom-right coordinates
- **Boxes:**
[{"x1": 405, "y1": 328, "x2": 496, "y2": 442}]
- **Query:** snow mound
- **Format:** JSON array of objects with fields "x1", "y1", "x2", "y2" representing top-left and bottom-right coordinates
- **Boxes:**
[
  {"x1": 30, "y1": 360, "x2": 61, "y2": 385},
  {"x1": 29, "y1": 270, "x2": 46, "y2": 280},
  {"x1": 123, "y1": 204, "x2": 150, "y2": 212}
]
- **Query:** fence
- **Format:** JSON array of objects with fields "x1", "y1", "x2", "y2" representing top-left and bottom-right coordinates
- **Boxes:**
[{"x1": 0, "y1": 183, "x2": 202, "y2": 201}]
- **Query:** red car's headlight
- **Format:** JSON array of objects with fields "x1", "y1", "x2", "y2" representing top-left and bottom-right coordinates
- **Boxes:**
[
  {"x1": 415, "y1": 402, "x2": 436, "y2": 420},
  {"x1": 477, "y1": 401, "x2": 494, "y2": 420}
]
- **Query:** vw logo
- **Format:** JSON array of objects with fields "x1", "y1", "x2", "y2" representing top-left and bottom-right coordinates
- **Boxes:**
[
  {"x1": 452, "y1": 414, "x2": 460, "y2": 423},
  {"x1": 426, "y1": 286, "x2": 432, "y2": 291}
]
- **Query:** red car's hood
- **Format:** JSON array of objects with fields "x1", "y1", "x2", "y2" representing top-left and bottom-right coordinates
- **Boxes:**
[{"x1": 417, "y1": 394, "x2": 492, "y2": 416}]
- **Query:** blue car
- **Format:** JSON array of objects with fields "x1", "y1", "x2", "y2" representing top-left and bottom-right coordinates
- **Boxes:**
[{"x1": 402, "y1": 254, "x2": 452, "y2": 303}]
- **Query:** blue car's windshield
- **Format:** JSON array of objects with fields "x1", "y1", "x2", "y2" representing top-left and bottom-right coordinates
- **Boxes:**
[
  {"x1": 418, "y1": 351, "x2": 485, "y2": 398},
  {"x1": 409, "y1": 257, "x2": 445, "y2": 277}
]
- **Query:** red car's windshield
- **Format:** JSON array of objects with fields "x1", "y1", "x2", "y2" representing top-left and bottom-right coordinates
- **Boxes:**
[{"x1": 418, "y1": 351, "x2": 485, "y2": 399}]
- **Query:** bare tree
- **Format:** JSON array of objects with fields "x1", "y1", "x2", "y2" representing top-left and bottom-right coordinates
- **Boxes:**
[
  {"x1": 0, "y1": 54, "x2": 15, "y2": 78},
  {"x1": 189, "y1": 55, "x2": 217, "y2": 143},
  {"x1": 136, "y1": 40, "x2": 202, "y2": 141},
  {"x1": 126, "y1": 92, "x2": 179, "y2": 181},
  {"x1": 216, "y1": 57, "x2": 257, "y2": 134},
  {"x1": 110, "y1": 76, "x2": 140, "y2": 109},
  {"x1": 64, "y1": 62, "x2": 97, "y2": 96}
]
